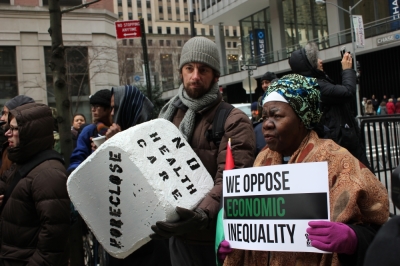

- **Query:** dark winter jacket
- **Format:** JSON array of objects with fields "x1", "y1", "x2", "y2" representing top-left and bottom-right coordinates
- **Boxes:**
[
  {"x1": 169, "y1": 93, "x2": 255, "y2": 244},
  {"x1": 289, "y1": 48, "x2": 370, "y2": 167},
  {"x1": 396, "y1": 102, "x2": 400, "y2": 114},
  {"x1": 0, "y1": 103, "x2": 70, "y2": 265}
]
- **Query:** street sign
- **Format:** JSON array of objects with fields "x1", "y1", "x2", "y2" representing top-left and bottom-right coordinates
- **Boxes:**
[
  {"x1": 242, "y1": 77, "x2": 257, "y2": 94},
  {"x1": 134, "y1": 75, "x2": 141, "y2": 82},
  {"x1": 241, "y1": 64, "x2": 257, "y2": 71},
  {"x1": 115, "y1": 20, "x2": 141, "y2": 39}
]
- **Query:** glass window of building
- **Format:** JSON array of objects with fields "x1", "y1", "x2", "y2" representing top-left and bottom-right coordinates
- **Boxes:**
[
  {"x1": 159, "y1": 40, "x2": 164, "y2": 46},
  {"x1": 43, "y1": 0, "x2": 81, "y2": 5},
  {"x1": 176, "y1": 7, "x2": 180, "y2": 14},
  {"x1": 44, "y1": 47, "x2": 90, "y2": 120},
  {"x1": 233, "y1": 42, "x2": 237, "y2": 48},
  {"x1": 159, "y1": 6, "x2": 163, "y2": 13},
  {"x1": 129, "y1": 39, "x2": 134, "y2": 45},
  {"x1": 177, "y1": 40, "x2": 182, "y2": 46},
  {"x1": 176, "y1": 27, "x2": 180, "y2": 34},
  {"x1": 233, "y1": 30, "x2": 237, "y2": 36},
  {"x1": 148, "y1": 26, "x2": 153, "y2": 33},
  {"x1": 225, "y1": 29, "x2": 229, "y2": 36},
  {"x1": 227, "y1": 42, "x2": 231, "y2": 48},
  {"x1": 118, "y1": 12, "x2": 123, "y2": 19},
  {"x1": 148, "y1": 39, "x2": 153, "y2": 46},
  {"x1": 167, "y1": 27, "x2": 171, "y2": 34},
  {"x1": 147, "y1": 14, "x2": 152, "y2": 20},
  {"x1": 210, "y1": 29, "x2": 214, "y2": 36},
  {"x1": 158, "y1": 26, "x2": 162, "y2": 34},
  {"x1": 123, "y1": 39, "x2": 127, "y2": 46},
  {"x1": 128, "y1": 0, "x2": 132, "y2": 7},
  {"x1": 160, "y1": 54, "x2": 174, "y2": 91},
  {"x1": 138, "y1": 13, "x2": 142, "y2": 18},
  {"x1": 0, "y1": 47, "x2": 18, "y2": 107},
  {"x1": 168, "y1": 7, "x2": 172, "y2": 14},
  {"x1": 166, "y1": 40, "x2": 171, "y2": 46},
  {"x1": 146, "y1": 0, "x2": 151, "y2": 8},
  {"x1": 138, "y1": 1, "x2": 142, "y2": 8},
  {"x1": 184, "y1": 28, "x2": 189, "y2": 35},
  {"x1": 118, "y1": 0, "x2": 122, "y2": 6},
  {"x1": 0, "y1": 0, "x2": 10, "y2": 3},
  {"x1": 128, "y1": 12, "x2": 133, "y2": 20},
  {"x1": 201, "y1": 28, "x2": 206, "y2": 35}
]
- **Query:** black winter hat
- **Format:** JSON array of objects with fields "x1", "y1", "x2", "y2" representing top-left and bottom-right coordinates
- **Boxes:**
[
  {"x1": 5, "y1": 95, "x2": 35, "y2": 110},
  {"x1": 89, "y1": 89, "x2": 111, "y2": 108},
  {"x1": 261, "y1": 71, "x2": 277, "y2": 82}
]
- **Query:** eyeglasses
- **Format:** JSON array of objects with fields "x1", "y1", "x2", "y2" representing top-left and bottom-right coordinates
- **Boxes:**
[{"x1": 7, "y1": 126, "x2": 19, "y2": 134}]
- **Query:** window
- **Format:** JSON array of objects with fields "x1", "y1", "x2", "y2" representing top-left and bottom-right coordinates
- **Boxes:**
[
  {"x1": 159, "y1": 6, "x2": 163, "y2": 13},
  {"x1": 233, "y1": 30, "x2": 237, "y2": 36},
  {"x1": 225, "y1": 29, "x2": 229, "y2": 36},
  {"x1": 227, "y1": 42, "x2": 231, "y2": 48},
  {"x1": 166, "y1": 40, "x2": 171, "y2": 46},
  {"x1": 176, "y1": 7, "x2": 180, "y2": 14},
  {"x1": 177, "y1": 40, "x2": 182, "y2": 46},
  {"x1": 210, "y1": 29, "x2": 214, "y2": 36},
  {"x1": 127, "y1": 0, "x2": 132, "y2": 7},
  {"x1": 160, "y1": 54, "x2": 174, "y2": 91},
  {"x1": 166, "y1": 27, "x2": 171, "y2": 34},
  {"x1": 147, "y1": 14, "x2": 152, "y2": 20},
  {"x1": 201, "y1": 28, "x2": 205, "y2": 35},
  {"x1": 128, "y1": 12, "x2": 133, "y2": 20},
  {"x1": 184, "y1": 8, "x2": 188, "y2": 15},
  {"x1": 175, "y1": 27, "x2": 180, "y2": 34},
  {"x1": 0, "y1": 47, "x2": 18, "y2": 107},
  {"x1": 44, "y1": 46, "x2": 91, "y2": 120},
  {"x1": 148, "y1": 39, "x2": 153, "y2": 46},
  {"x1": 157, "y1": 27, "x2": 162, "y2": 34},
  {"x1": 129, "y1": 39, "x2": 134, "y2": 45},
  {"x1": 138, "y1": 13, "x2": 142, "y2": 18},
  {"x1": 122, "y1": 40, "x2": 127, "y2": 46},
  {"x1": 233, "y1": 42, "x2": 237, "y2": 48},
  {"x1": 146, "y1": 1, "x2": 151, "y2": 8},
  {"x1": 159, "y1": 40, "x2": 164, "y2": 46},
  {"x1": 168, "y1": 7, "x2": 172, "y2": 14},
  {"x1": 148, "y1": 26, "x2": 153, "y2": 33},
  {"x1": 118, "y1": 12, "x2": 123, "y2": 19},
  {"x1": 43, "y1": 0, "x2": 82, "y2": 6},
  {"x1": 184, "y1": 28, "x2": 189, "y2": 35},
  {"x1": 137, "y1": 1, "x2": 142, "y2": 8},
  {"x1": 118, "y1": 0, "x2": 122, "y2": 6}
]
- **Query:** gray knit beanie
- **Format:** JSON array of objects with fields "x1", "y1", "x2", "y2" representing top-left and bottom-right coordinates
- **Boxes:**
[
  {"x1": 304, "y1": 42, "x2": 319, "y2": 69},
  {"x1": 179, "y1": 37, "x2": 220, "y2": 75}
]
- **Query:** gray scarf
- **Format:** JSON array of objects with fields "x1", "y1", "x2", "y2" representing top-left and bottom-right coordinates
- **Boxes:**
[{"x1": 159, "y1": 82, "x2": 219, "y2": 141}]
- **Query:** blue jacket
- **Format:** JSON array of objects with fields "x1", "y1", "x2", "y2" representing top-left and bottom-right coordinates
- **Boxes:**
[{"x1": 67, "y1": 123, "x2": 97, "y2": 172}]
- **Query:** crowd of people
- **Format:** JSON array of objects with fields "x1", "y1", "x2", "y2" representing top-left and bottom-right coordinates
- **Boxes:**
[
  {"x1": 0, "y1": 37, "x2": 394, "y2": 266},
  {"x1": 361, "y1": 95, "x2": 400, "y2": 115}
]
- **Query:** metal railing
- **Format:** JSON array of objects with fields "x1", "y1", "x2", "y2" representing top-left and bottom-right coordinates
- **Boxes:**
[
  {"x1": 225, "y1": 16, "x2": 400, "y2": 76},
  {"x1": 359, "y1": 114, "x2": 400, "y2": 215}
]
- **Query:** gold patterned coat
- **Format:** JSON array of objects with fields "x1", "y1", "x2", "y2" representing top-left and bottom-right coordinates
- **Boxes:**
[{"x1": 223, "y1": 130, "x2": 389, "y2": 266}]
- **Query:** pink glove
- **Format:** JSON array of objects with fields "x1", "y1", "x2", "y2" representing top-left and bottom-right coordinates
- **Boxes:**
[
  {"x1": 217, "y1": 240, "x2": 233, "y2": 262},
  {"x1": 307, "y1": 221, "x2": 357, "y2": 254}
]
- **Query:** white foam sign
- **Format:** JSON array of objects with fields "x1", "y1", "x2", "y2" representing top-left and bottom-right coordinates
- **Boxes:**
[{"x1": 67, "y1": 119, "x2": 213, "y2": 259}]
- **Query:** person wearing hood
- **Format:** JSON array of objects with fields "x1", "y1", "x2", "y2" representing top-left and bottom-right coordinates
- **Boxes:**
[
  {"x1": 289, "y1": 42, "x2": 370, "y2": 168},
  {"x1": 0, "y1": 95, "x2": 35, "y2": 176},
  {"x1": 0, "y1": 103, "x2": 70, "y2": 265}
]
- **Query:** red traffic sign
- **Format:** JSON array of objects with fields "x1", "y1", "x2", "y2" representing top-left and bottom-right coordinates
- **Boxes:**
[{"x1": 115, "y1": 20, "x2": 141, "y2": 39}]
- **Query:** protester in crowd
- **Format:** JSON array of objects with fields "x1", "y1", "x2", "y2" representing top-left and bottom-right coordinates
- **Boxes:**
[
  {"x1": 364, "y1": 99, "x2": 375, "y2": 115},
  {"x1": 361, "y1": 97, "x2": 367, "y2": 115},
  {"x1": 71, "y1": 113, "x2": 86, "y2": 148},
  {"x1": 371, "y1": 94, "x2": 379, "y2": 112},
  {"x1": 0, "y1": 95, "x2": 35, "y2": 176},
  {"x1": 391, "y1": 94, "x2": 397, "y2": 104},
  {"x1": 219, "y1": 74, "x2": 389, "y2": 266},
  {"x1": 257, "y1": 71, "x2": 277, "y2": 119},
  {"x1": 396, "y1": 97, "x2": 400, "y2": 114},
  {"x1": 150, "y1": 36, "x2": 255, "y2": 265},
  {"x1": 67, "y1": 89, "x2": 112, "y2": 173},
  {"x1": 289, "y1": 41, "x2": 370, "y2": 168},
  {"x1": 0, "y1": 103, "x2": 70, "y2": 265},
  {"x1": 250, "y1": 102, "x2": 258, "y2": 123},
  {"x1": 386, "y1": 98, "x2": 395, "y2": 114},
  {"x1": 378, "y1": 100, "x2": 388, "y2": 115}
]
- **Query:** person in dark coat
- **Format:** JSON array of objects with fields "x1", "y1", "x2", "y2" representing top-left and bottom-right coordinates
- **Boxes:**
[
  {"x1": 0, "y1": 103, "x2": 70, "y2": 265},
  {"x1": 289, "y1": 42, "x2": 370, "y2": 168}
]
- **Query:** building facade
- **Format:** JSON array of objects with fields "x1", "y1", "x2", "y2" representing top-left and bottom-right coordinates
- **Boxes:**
[
  {"x1": 0, "y1": 0, "x2": 119, "y2": 121},
  {"x1": 113, "y1": 0, "x2": 241, "y2": 100},
  {"x1": 200, "y1": 0, "x2": 400, "y2": 107}
]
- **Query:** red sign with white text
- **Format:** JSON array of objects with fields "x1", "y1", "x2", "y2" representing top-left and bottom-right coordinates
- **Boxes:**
[{"x1": 115, "y1": 20, "x2": 141, "y2": 39}]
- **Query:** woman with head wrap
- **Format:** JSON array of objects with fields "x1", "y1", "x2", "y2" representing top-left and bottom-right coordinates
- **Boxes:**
[{"x1": 218, "y1": 74, "x2": 389, "y2": 266}]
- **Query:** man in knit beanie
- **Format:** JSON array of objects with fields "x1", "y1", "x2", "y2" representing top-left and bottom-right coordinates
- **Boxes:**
[
  {"x1": 260, "y1": 71, "x2": 277, "y2": 92},
  {"x1": 152, "y1": 36, "x2": 255, "y2": 265}
]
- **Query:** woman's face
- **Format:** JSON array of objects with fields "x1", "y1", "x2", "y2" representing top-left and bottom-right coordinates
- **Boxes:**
[
  {"x1": 73, "y1": 115, "x2": 85, "y2": 129},
  {"x1": 262, "y1": 101, "x2": 307, "y2": 156}
]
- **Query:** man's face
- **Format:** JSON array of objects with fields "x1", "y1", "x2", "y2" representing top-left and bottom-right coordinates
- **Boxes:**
[
  {"x1": 0, "y1": 106, "x2": 9, "y2": 127},
  {"x1": 91, "y1": 104, "x2": 111, "y2": 124},
  {"x1": 261, "y1": 80, "x2": 271, "y2": 91},
  {"x1": 5, "y1": 117, "x2": 20, "y2": 148},
  {"x1": 181, "y1": 63, "x2": 218, "y2": 99}
]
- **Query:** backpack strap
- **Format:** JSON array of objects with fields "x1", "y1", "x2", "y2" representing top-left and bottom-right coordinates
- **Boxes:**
[{"x1": 206, "y1": 102, "x2": 234, "y2": 147}]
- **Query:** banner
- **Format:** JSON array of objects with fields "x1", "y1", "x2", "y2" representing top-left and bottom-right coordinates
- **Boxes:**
[
  {"x1": 352, "y1": 15, "x2": 365, "y2": 48},
  {"x1": 222, "y1": 162, "x2": 330, "y2": 253},
  {"x1": 388, "y1": 0, "x2": 400, "y2": 30}
]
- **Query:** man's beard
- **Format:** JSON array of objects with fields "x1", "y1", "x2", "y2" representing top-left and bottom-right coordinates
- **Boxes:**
[{"x1": 183, "y1": 81, "x2": 216, "y2": 99}]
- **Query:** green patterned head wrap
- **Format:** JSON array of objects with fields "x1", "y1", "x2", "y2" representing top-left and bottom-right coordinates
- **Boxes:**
[{"x1": 261, "y1": 74, "x2": 321, "y2": 129}]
